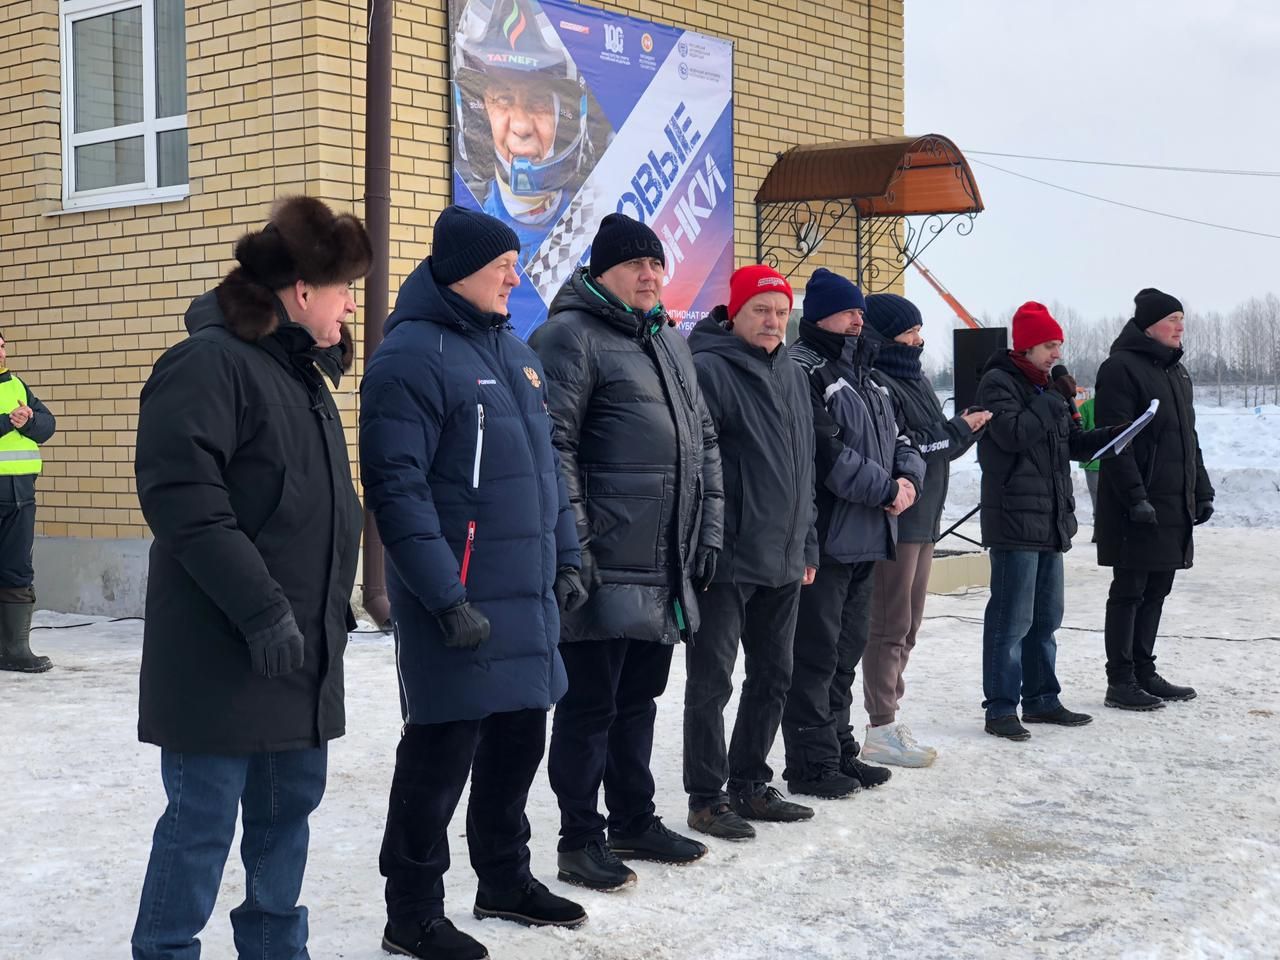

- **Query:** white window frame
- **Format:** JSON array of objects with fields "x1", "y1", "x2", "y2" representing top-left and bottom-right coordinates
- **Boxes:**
[{"x1": 59, "y1": 0, "x2": 189, "y2": 212}]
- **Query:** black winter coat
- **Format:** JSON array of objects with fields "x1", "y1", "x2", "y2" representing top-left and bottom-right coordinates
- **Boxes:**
[
  {"x1": 1094, "y1": 321, "x2": 1214, "y2": 570},
  {"x1": 135, "y1": 273, "x2": 362, "y2": 753},
  {"x1": 688, "y1": 307, "x2": 817, "y2": 587},
  {"x1": 792, "y1": 321, "x2": 925, "y2": 564},
  {"x1": 0, "y1": 373, "x2": 56, "y2": 507},
  {"x1": 976, "y1": 351, "x2": 1114, "y2": 552},
  {"x1": 869, "y1": 367, "x2": 977, "y2": 544},
  {"x1": 529, "y1": 268, "x2": 724, "y2": 644},
  {"x1": 360, "y1": 260, "x2": 577, "y2": 724}
]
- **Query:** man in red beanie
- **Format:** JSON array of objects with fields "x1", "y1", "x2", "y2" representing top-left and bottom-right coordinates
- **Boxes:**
[
  {"x1": 974, "y1": 302, "x2": 1121, "y2": 741},
  {"x1": 682, "y1": 265, "x2": 819, "y2": 840}
]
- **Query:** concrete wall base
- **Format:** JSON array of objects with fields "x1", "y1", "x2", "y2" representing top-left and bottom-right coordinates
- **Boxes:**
[
  {"x1": 34, "y1": 536, "x2": 151, "y2": 617},
  {"x1": 928, "y1": 550, "x2": 990, "y2": 595}
]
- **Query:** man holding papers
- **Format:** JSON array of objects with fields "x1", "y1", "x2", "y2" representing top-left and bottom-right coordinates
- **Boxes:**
[{"x1": 1095, "y1": 288, "x2": 1214, "y2": 711}]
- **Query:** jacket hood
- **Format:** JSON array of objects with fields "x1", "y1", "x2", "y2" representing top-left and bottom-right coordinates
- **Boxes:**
[
  {"x1": 386, "y1": 257, "x2": 463, "y2": 335},
  {"x1": 687, "y1": 305, "x2": 782, "y2": 371},
  {"x1": 549, "y1": 267, "x2": 669, "y2": 339},
  {"x1": 1110, "y1": 318, "x2": 1183, "y2": 368},
  {"x1": 981, "y1": 348, "x2": 1022, "y2": 378},
  {"x1": 205, "y1": 272, "x2": 353, "y2": 380}
]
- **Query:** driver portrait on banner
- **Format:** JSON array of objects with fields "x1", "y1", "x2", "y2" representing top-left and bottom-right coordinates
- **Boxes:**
[{"x1": 452, "y1": 0, "x2": 612, "y2": 267}]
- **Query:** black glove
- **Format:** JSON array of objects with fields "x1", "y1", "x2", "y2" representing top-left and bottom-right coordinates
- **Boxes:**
[
  {"x1": 245, "y1": 609, "x2": 306, "y2": 678},
  {"x1": 553, "y1": 565, "x2": 589, "y2": 613},
  {"x1": 1128, "y1": 499, "x2": 1158, "y2": 525},
  {"x1": 578, "y1": 542, "x2": 602, "y2": 592},
  {"x1": 435, "y1": 601, "x2": 490, "y2": 650},
  {"x1": 693, "y1": 545, "x2": 719, "y2": 592},
  {"x1": 1194, "y1": 501, "x2": 1214, "y2": 525},
  {"x1": 1051, "y1": 372, "x2": 1078, "y2": 403}
]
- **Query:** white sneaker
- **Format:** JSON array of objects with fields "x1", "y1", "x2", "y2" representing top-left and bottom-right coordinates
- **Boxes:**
[{"x1": 861, "y1": 722, "x2": 937, "y2": 767}]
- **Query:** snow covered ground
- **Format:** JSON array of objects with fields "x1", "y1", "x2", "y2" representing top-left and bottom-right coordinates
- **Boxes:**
[
  {"x1": 3, "y1": 526, "x2": 1278, "y2": 960},
  {"x1": 946, "y1": 403, "x2": 1280, "y2": 527}
]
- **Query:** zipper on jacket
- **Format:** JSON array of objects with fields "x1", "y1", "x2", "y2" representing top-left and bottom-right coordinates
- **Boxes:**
[
  {"x1": 460, "y1": 521, "x2": 476, "y2": 586},
  {"x1": 472, "y1": 404, "x2": 485, "y2": 488}
]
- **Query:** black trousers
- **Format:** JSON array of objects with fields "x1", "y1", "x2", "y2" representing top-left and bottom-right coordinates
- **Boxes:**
[
  {"x1": 781, "y1": 560, "x2": 875, "y2": 782},
  {"x1": 0, "y1": 500, "x2": 36, "y2": 597},
  {"x1": 683, "y1": 580, "x2": 802, "y2": 809},
  {"x1": 548, "y1": 637, "x2": 673, "y2": 851},
  {"x1": 380, "y1": 708, "x2": 546, "y2": 923},
  {"x1": 1104, "y1": 567, "x2": 1177, "y2": 684}
]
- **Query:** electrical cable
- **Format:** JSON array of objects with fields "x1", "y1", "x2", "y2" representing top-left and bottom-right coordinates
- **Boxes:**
[
  {"x1": 968, "y1": 149, "x2": 1280, "y2": 178},
  {"x1": 970, "y1": 159, "x2": 1280, "y2": 240},
  {"x1": 922, "y1": 611, "x2": 1279, "y2": 643}
]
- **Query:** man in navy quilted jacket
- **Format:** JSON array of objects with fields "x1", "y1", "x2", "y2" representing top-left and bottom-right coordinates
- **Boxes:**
[{"x1": 361, "y1": 206, "x2": 588, "y2": 960}]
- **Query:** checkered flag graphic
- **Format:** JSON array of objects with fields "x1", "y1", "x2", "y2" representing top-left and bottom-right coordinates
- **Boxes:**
[{"x1": 526, "y1": 190, "x2": 603, "y2": 304}]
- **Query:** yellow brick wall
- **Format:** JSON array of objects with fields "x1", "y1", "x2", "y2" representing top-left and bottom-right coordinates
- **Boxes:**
[{"x1": 0, "y1": 0, "x2": 902, "y2": 540}]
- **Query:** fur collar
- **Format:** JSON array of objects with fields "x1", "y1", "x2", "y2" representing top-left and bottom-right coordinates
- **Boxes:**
[{"x1": 213, "y1": 268, "x2": 353, "y2": 373}]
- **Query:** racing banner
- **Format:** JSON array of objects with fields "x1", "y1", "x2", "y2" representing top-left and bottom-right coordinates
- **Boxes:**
[{"x1": 449, "y1": 0, "x2": 734, "y2": 337}]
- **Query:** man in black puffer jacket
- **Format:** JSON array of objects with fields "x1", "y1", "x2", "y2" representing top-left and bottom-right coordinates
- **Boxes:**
[
  {"x1": 976, "y1": 302, "x2": 1120, "y2": 742},
  {"x1": 781, "y1": 268, "x2": 924, "y2": 799},
  {"x1": 530, "y1": 214, "x2": 724, "y2": 892},
  {"x1": 132, "y1": 197, "x2": 367, "y2": 960},
  {"x1": 1095, "y1": 288, "x2": 1213, "y2": 711},
  {"x1": 683, "y1": 265, "x2": 818, "y2": 842}
]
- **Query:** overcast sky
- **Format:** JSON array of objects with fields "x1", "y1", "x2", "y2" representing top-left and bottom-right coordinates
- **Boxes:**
[{"x1": 902, "y1": 0, "x2": 1280, "y2": 366}]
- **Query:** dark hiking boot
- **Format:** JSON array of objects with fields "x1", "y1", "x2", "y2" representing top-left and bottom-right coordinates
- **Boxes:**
[
  {"x1": 1105, "y1": 682, "x2": 1166, "y2": 711},
  {"x1": 985, "y1": 715, "x2": 1031, "y2": 741},
  {"x1": 688, "y1": 802, "x2": 756, "y2": 840},
  {"x1": 608, "y1": 817, "x2": 707, "y2": 864},
  {"x1": 839, "y1": 753, "x2": 893, "y2": 789},
  {"x1": 730, "y1": 785, "x2": 814, "y2": 823},
  {"x1": 1022, "y1": 705, "x2": 1093, "y2": 726},
  {"x1": 0, "y1": 601, "x2": 51, "y2": 673},
  {"x1": 786, "y1": 769, "x2": 861, "y2": 799},
  {"x1": 1139, "y1": 673, "x2": 1197, "y2": 702},
  {"x1": 382, "y1": 917, "x2": 489, "y2": 960},
  {"x1": 557, "y1": 840, "x2": 636, "y2": 892},
  {"x1": 473, "y1": 878, "x2": 586, "y2": 929}
]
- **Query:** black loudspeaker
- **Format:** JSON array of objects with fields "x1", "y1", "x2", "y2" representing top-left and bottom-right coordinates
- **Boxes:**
[{"x1": 953, "y1": 327, "x2": 1009, "y2": 412}]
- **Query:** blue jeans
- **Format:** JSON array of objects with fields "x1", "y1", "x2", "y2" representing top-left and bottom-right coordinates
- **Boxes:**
[
  {"x1": 132, "y1": 746, "x2": 328, "y2": 960},
  {"x1": 982, "y1": 549, "x2": 1064, "y2": 720}
]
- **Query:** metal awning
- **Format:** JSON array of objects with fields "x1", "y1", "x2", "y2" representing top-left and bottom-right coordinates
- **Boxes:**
[{"x1": 754, "y1": 133, "x2": 983, "y2": 289}]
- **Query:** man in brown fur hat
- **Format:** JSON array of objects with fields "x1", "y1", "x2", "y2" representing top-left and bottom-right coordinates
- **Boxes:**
[{"x1": 131, "y1": 196, "x2": 370, "y2": 960}]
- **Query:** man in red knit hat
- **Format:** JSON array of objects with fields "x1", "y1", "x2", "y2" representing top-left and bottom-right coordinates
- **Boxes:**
[
  {"x1": 682, "y1": 265, "x2": 820, "y2": 839},
  {"x1": 974, "y1": 302, "x2": 1123, "y2": 741}
]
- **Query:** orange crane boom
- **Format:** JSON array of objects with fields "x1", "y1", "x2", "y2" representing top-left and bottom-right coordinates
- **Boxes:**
[{"x1": 912, "y1": 259, "x2": 981, "y2": 330}]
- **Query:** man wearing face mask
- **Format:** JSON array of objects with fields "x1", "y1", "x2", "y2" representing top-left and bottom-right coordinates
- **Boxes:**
[
  {"x1": 1094, "y1": 288, "x2": 1213, "y2": 711},
  {"x1": 531, "y1": 213, "x2": 723, "y2": 892},
  {"x1": 860, "y1": 293, "x2": 990, "y2": 765},
  {"x1": 132, "y1": 197, "x2": 368, "y2": 960},
  {"x1": 975, "y1": 302, "x2": 1121, "y2": 742},
  {"x1": 781, "y1": 268, "x2": 925, "y2": 799},
  {"x1": 682, "y1": 265, "x2": 819, "y2": 840}
]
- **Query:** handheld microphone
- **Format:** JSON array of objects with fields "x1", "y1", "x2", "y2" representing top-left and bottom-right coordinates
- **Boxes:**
[{"x1": 1051, "y1": 364, "x2": 1070, "y2": 381}]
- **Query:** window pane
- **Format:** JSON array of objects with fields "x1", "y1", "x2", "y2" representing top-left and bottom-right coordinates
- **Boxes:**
[
  {"x1": 155, "y1": 0, "x2": 187, "y2": 119},
  {"x1": 73, "y1": 7, "x2": 143, "y2": 134},
  {"x1": 157, "y1": 128, "x2": 188, "y2": 187},
  {"x1": 74, "y1": 136, "x2": 144, "y2": 191}
]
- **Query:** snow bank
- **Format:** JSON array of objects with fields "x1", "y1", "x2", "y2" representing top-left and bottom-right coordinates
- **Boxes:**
[{"x1": 2, "y1": 529, "x2": 1278, "y2": 959}]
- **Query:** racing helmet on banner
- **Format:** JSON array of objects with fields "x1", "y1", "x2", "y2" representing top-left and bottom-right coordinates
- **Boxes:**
[{"x1": 453, "y1": 0, "x2": 593, "y2": 197}]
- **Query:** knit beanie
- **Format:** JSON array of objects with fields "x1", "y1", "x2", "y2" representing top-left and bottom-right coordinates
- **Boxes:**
[
  {"x1": 865, "y1": 293, "x2": 923, "y2": 340},
  {"x1": 430, "y1": 205, "x2": 520, "y2": 286},
  {"x1": 589, "y1": 214, "x2": 666, "y2": 278},
  {"x1": 1133, "y1": 287, "x2": 1184, "y2": 329},
  {"x1": 728, "y1": 264, "x2": 793, "y2": 320},
  {"x1": 802, "y1": 268, "x2": 866, "y2": 322},
  {"x1": 1011, "y1": 301, "x2": 1065, "y2": 351}
]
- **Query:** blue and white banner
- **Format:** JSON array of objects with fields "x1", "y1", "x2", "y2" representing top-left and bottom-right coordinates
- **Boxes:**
[{"x1": 449, "y1": 0, "x2": 734, "y2": 337}]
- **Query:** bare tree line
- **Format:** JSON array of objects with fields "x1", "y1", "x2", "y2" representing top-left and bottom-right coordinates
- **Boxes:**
[{"x1": 923, "y1": 295, "x2": 1280, "y2": 406}]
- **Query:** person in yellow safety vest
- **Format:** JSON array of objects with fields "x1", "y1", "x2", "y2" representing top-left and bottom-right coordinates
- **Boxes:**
[{"x1": 0, "y1": 330, "x2": 57, "y2": 672}]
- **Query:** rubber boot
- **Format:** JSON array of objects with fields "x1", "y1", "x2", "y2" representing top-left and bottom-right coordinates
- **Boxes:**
[{"x1": 0, "y1": 600, "x2": 52, "y2": 673}]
